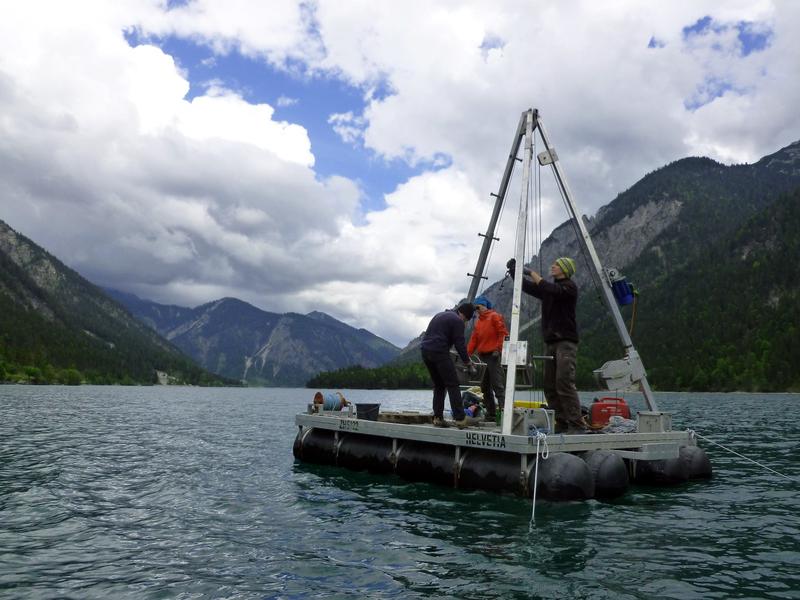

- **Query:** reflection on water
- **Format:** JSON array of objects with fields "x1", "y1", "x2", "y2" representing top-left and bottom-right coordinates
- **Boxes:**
[{"x1": 1, "y1": 386, "x2": 798, "y2": 599}]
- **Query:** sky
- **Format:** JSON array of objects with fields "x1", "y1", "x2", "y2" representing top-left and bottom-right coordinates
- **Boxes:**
[{"x1": 1, "y1": 1, "x2": 798, "y2": 347}]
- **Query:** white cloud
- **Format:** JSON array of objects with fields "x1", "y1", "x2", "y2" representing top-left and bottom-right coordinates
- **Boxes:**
[
  {"x1": 310, "y1": 0, "x2": 800, "y2": 210},
  {"x1": 0, "y1": 3, "x2": 356, "y2": 315},
  {"x1": 175, "y1": 88, "x2": 314, "y2": 166},
  {"x1": 328, "y1": 111, "x2": 365, "y2": 144},
  {"x1": 133, "y1": 0, "x2": 323, "y2": 67},
  {"x1": 0, "y1": 0, "x2": 799, "y2": 348},
  {"x1": 286, "y1": 167, "x2": 499, "y2": 343},
  {"x1": 276, "y1": 95, "x2": 298, "y2": 107}
]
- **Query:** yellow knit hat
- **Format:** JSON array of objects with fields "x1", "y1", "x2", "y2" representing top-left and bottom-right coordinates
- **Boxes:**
[{"x1": 555, "y1": 257, "x2": 576, "y2": 278}]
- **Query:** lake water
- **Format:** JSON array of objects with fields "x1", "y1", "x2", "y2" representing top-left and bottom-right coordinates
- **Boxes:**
[{"x1": 1, "y1": 385, "x2": 798, "y2": 599}]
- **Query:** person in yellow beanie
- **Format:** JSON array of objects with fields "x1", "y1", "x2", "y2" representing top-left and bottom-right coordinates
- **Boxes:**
[{"x1": 507, "y1": 256, "x2": 587, "y2": 434}]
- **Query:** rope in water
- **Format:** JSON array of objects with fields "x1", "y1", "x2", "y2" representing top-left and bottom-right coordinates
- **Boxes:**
[
  {"x1": 529, "y1": 432, "x2": 549, "y2": 529},
  {"x1": 690, "y1": 430, "x2": 796, "y2": 481},
  {"x1": 529, "y1": 407, "x2": 552, "y2": 528}
]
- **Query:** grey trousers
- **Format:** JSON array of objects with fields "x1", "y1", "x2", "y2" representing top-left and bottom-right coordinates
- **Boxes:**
[{"x1": 543, "y1": 340, "x2": 582, "y2": 428}]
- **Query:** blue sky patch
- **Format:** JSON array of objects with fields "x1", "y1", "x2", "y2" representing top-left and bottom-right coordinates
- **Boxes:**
[
  {"x1": 684, "y1": 77, "x2": 737, "y2": 111},
  {"x1": 736, "y1": 21, "x2": 772, "y2": 56},
  {"x1": 682, "y1": 16, "x2": 719, "y2": 39},
  {"x1": 679, "y1": 16, "x2": 773, "y2": 110},
  {"x1": 647, "y1": 36, "x2": 666, "y2": 49},
  {"x1": 480, "y1": 34, "x2": 505, "y2": 59},
  {"x1": 682, "y1": 15, "x2": 773, "y2": 57},
  {"x1": 123, "y1": 30, "x2": 430, "y2": 213},
  {"x1": 366, "y1": 77, "x2": 396, "y2": 103}
]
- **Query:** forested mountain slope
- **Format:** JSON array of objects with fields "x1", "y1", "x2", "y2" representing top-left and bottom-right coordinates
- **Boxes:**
[
  {"x1": 582, "y1": 188, "x2": 800, "y2": 391},
  {"x1": 0, "y1": 220, "x2": 227, "y2": 385}
]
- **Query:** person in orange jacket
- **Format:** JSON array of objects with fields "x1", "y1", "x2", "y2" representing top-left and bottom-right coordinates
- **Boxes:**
[{"x1": 467, "y1": 296, "x2": 508, "y2": 420}]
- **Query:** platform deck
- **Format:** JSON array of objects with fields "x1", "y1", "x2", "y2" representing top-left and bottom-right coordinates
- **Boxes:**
[{"x1": 295, "y1": 410, "x2": 692, "y2": 460}]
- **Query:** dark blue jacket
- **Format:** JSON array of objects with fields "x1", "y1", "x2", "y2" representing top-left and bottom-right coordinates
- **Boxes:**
[{"x1": 420, "y1": 310, "x2": 469, "y2": 362}]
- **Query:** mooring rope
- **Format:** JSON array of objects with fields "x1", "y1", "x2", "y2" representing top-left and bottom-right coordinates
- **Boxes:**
[
  {"x1": 690, "y1": 430, "x2": 796, "y2": 482},
  {"x1": 529, "y1": 426, "x2": 549, "y2": 529}
]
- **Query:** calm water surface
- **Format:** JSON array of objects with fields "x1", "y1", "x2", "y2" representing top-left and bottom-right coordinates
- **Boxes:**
[{"x1": 1, "y1": 386, "x2": 798, "y2": 599}]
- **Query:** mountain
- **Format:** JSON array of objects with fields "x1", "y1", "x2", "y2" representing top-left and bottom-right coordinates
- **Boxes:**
[
  {"x1": 107, "y1": 291, "x2": 402, "y2": 386},
  {"x1": 0, "y1": 219, "x2": 229, "y2": 385},
  {"x1": 384, "y1": 140, "x2": 800, "y2": 391},
  {"x1": 614, "y1": 187, "x2": 800, "y2": 391}
]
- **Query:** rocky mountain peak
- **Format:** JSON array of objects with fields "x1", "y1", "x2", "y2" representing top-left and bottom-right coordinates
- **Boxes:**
[
  {"x1": 757, "y1": 139, "x2": 800, "y2": 175},
  {"x1": 112, "y1": 292, "x2": 401, "y2": 386}
]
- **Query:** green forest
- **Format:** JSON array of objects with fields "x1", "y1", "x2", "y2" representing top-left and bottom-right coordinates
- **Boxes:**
[
  {"x1": 575, "y1": 189, "x2": 800, "y2": 392},
  {"x1": 307, "y1": 363, "x2": 431, "y2": 389}
]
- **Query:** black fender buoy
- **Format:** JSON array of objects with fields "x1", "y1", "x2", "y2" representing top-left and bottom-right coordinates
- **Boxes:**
[
  {"x1": 680, "y1": 445, "x2": 712, "y2": 479},
  {"x1": 295, "y1": 428, "x2": 337, "y2": 466},
  {"x1": 459, "y1": 449, "x2": 523, "y2": 494},
  {"x1": 532, "y1": 452, "x2": 595, "y2": 501},
  {"x1": 337, "y1": 434, "x2": 394, "y2": 474},
  {"x1": 581, "y1": 450, "x2": 629, "y2": 499},
  {"x1": 395, "y1": 441, "x2": 455, "y2": 486},
  {"x1": 292, "y1": 430, "x2": 303, "y2": 459},
  {"x1": 632, "y1": 453, "x2": 690, "y2": 485}
]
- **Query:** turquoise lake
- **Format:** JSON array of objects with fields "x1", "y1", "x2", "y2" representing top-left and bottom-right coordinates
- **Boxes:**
[{"x1": 1, "y1": 386, "x2": 798, "y2": 599}]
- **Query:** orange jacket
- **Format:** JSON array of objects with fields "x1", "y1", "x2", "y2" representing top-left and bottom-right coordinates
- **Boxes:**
[{"x1": 467, "y1": 309, "x2": 508, "y2": 355}]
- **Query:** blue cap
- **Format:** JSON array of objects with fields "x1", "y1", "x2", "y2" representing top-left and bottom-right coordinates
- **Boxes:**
[{"x1": 474, "y1": 296, "x2": 493, "y2": 309}]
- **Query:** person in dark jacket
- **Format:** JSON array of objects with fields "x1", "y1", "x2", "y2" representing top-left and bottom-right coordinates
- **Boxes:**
[
  {"x1": 507, "y1": 257, "x2": 587, "y2": 433},
  {"x1": 420, "y1": 303, "x2": 476, "y2": 428}
]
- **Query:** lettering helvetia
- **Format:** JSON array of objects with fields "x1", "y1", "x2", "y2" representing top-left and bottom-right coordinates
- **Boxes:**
[{"x1": 464, "y1": 431, "x2": 506, "y2": 448}]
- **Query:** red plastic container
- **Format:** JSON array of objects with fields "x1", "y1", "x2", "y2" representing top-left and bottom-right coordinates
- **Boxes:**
[{"x1": 590, "y1": 397, "x2": 631, "y2": 426}]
